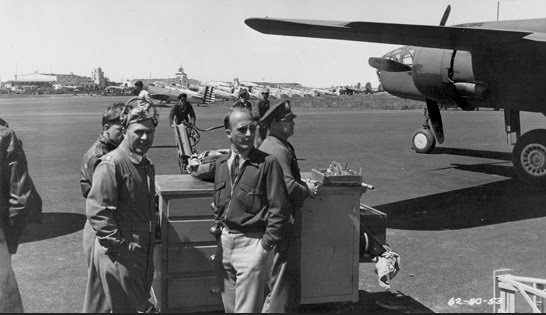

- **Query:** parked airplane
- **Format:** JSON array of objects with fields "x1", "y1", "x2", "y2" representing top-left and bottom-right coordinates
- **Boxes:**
[
  {"x1": 245, "y1": 7, "x2": 546, "y2": 184},
  {"x1": 147, "y1": 81, "x2": 215, "y2": 105},
  {"x1": 310, "y1": 87, "x2": 336, "y2": 97}
]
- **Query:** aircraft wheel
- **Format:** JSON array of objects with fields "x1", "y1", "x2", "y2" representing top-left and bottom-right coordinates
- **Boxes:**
[
  {"x1": 411, "y1": 128, "x2": 436, "y2": 153},
  {"x1": 512, "y1": 129, "x2": 546, "y2": 185}
]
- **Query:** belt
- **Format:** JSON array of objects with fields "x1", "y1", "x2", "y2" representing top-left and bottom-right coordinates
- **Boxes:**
[{"x1": 118, "y1": 221, "x2": 155, "y2": 232}]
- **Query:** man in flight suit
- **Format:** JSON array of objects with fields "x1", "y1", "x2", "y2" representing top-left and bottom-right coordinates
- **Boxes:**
[
  {"x1": 259, "y1": 100, "x2": 318, "y2": 313},
  {"x1": 85, "y1": 103, "x2": 159, "y2": 312},
  {"x1": 254, "y1": 86, "x2": 271, "y2": 148},
  {"x1": 80, "y1": 102, "x2": 125, "y2": 313}
]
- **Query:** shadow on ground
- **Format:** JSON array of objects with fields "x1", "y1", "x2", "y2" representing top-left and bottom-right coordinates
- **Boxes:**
[
  {"x1": 375, "y1": 178, "x2": 546, "y2": 230},
  {"x1": 20, "y1": 212, "x2": 86, "y2": 243},
  {"x1": 299, "y1": 290, "x2": 433, "y2": 313},
  {"x1": 432, "y1": 147, "x2": 512, "y2": 162}
]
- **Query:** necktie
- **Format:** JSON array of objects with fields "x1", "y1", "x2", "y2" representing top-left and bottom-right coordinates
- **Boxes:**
[{"x1": 231, "y1": 154, "x2": 240, "y2": 184}]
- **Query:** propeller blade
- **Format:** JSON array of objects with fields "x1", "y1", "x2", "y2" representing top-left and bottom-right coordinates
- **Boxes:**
[
  {"x1": 368, "y1": 57, "x2": 411, "y2": 72},
  {"x1": 439, "y1": 5, "x2": 451, "y2": 26}
]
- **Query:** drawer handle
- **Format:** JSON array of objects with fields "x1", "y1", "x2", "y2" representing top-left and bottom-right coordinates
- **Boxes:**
[
  {"x1": 209, "y1": 255, "x2": 215, "y2": 262},
  {"x1": 210, "y1": 287, "x2": 221, "y2": 295}
]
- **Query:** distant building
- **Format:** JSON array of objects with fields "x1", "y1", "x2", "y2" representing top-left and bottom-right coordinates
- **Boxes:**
[
  {"x1": 5, "y1": 67, "x2": 108, "y2": 93},
  {"x1": 91, "y1": 67, "x2": 106, "y2": 89},
  {"x1": 126, "y1": 66, "x2": 201, "y2": 89}
]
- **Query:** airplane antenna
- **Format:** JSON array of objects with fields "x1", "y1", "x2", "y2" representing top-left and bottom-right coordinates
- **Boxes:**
[{"x1": 497, "y1": 1, "x2": 500, "y2": 21}]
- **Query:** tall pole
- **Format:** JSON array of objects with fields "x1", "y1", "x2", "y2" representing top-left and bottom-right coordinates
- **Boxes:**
[{"x1": 497, "y1": 1, "x2": 500, "y2": 21}]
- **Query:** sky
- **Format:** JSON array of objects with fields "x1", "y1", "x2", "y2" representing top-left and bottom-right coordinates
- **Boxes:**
[{"x1": 1, "y1": 0, "x2": 545, "y2": 88}]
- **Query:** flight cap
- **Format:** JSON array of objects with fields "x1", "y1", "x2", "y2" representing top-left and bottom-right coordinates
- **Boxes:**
[
  {"x1": 260, "y1": 100, "x2": 296, "y2": 124},
  {"x1": 261, "y1": 86, "x2": 270, "y2": 94},
  {"x1": 121, "y1": 103, "x2": 159, "y2": 128}
]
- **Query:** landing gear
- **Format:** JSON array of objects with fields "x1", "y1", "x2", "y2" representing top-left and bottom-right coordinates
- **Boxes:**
[
  {"x1": 412, "y1": 127, "x2": 436, "y2": 153},
  {"x1": 412, "y1": 99, "x2": 442, "y2": 153},
  {"x1": 512, "y1": 129, "x2": 546, "y2": 185}
]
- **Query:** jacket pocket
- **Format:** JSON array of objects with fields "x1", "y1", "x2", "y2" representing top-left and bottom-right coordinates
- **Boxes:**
[{"x1": 237, "y1": 184, "x2": 264, "y2": 214}]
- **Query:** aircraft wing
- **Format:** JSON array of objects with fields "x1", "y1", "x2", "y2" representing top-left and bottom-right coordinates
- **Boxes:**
[{"x1": 245, "y1": 18, "x2": 543, "y2": 51}]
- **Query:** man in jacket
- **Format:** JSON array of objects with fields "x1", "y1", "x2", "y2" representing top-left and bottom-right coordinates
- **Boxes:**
[
  {"x1": 80, "y1": 102, "x2": 125, "y2": 313},
  {"x1": 168, "y1": 93, "x2": 196, "y2": 127},
  {"x1": 259, "y1": 100, "x2": 318, "y2": 313},
  {"x1": 188, "y1": 106, "x2": 292, "y2": 313},
  {"x1": 0, "y1": 118, "x2": 36, "y2": 312},
  {"x1": 85, "y1": 104, "x2": 159, "y2": 312}
]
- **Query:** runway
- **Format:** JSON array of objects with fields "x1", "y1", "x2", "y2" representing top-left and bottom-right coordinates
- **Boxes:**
[{"x1": 2, "y1": 95, "x2": 545, "y2": 313}]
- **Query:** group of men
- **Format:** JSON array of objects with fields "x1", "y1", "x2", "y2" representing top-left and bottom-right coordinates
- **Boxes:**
[
  {"x1": 79, "y1": 81, "x2": 318, "y2": 313},
  {"x1": 189, "y1": 88, "x2": 318, "y2": 312}
]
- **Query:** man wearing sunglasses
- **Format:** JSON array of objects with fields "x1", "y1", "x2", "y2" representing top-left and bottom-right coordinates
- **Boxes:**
[
  {"x1": 259, "y1": 100, "x2": 318, "y2": 313},
  {"x1": 188, "y1": 106, "x2": 292, "y2": 313}
]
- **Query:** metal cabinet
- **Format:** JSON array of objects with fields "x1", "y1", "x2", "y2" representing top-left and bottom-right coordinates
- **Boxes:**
[
  {"x1": 153, "y1": 173, "x2": 366, "y2": 311},
  {"x1": 153, "y1": 175, "x2": 222, "y2": 313}
]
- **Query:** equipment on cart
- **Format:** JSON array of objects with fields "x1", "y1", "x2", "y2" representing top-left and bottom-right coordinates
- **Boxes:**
[{"x1": 173, "y1": 122, "x2": 223, "y2": 173}]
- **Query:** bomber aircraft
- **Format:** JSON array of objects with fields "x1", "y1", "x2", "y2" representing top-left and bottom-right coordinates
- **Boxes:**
[{"x1": 245, "y1": 6, "x2": 546, "y2": 185}]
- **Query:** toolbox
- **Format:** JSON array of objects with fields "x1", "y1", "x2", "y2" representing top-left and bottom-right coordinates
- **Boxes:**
[{"x1": 311, "y1": 161, "x2": 362, "y2": 186}]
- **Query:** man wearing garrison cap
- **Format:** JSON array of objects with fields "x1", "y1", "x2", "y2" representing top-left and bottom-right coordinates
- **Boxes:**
[
  {"x1": 259, "y1": 100, "x2": 318, "y2": 313},
  {"x1": 85, "y1": 102, "x2": 159, "y2": 312}
]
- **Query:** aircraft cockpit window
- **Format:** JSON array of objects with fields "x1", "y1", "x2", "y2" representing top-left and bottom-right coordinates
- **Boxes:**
[{"x1": 402, "y1": 53, "x2": 413, "y2": 66}]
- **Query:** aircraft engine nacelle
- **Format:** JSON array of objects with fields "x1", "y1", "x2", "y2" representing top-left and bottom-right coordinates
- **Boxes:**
[{"x1": 412, "y1": 47, "x2": 488, "y2": 106}]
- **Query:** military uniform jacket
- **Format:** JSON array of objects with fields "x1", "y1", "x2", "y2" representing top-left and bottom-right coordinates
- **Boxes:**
[
  {"x1": 0, "y1": 125, "x2": 33, "y2": 254},
  {"x1": 79, "y1": 133, "x2": 118, "y2": 198},
  {"x1": 86, "y1": 141, "x2": 156, "y2": 250},
  {"x1": 259, "y1": 135, "x2": 309, "y2": 209},
  {"x1": 205, "y1": 148, "x2": 292, "y2": 250}
]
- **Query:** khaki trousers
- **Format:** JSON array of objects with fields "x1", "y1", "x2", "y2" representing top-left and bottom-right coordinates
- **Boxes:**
[{"x1": 215, "y1": 229, "x2": 271, "y2": 313}]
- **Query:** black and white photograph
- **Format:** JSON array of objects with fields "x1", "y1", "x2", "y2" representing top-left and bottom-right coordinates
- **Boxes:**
[{"x1": 1, "y1": 0, "x2": 545, "y2": 313}]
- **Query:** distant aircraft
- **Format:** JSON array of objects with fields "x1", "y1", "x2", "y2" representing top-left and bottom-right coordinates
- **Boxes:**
[
  {"x1": 245, "y1": 8, "x2": 546, "y2": 184},
  {"x1": 103, "y1": 84, "x2": 130, "y2": 96},
  {"x1": 147, "y1": 81, "x2": 215, "y2": 105},
  {"x1": 232, "y1": 78, "x2": 263, "y2": 100},
  {"x1": 310, "y1": 87, "x2": 336, "y2": 97}
]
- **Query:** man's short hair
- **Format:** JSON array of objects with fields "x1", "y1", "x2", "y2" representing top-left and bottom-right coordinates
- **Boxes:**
[
  {"x1": 134, "y1": 81, "x2": 143, "y2": 88},
  {"x1": 178, "y1": 93, "x2": 187, "y2": 100},
  {"x1": 224, "y1": 106, "x2": 252, "y2": 130},
  {"x1": 102, "y1": 102, "x2": 125, "y2": 126}
]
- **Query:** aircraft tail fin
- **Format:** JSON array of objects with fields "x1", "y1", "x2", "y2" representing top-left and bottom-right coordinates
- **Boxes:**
[{"x1": 203, "y1": 86, "x2": 216, "y2": 103}]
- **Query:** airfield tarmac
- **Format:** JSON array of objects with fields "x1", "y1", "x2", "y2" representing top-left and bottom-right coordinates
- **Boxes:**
[{"x1": 1, "y1": 95, "x2": 545, "y2": 313}]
